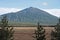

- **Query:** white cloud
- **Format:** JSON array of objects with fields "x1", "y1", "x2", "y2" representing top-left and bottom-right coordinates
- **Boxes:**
[
  {"x1": 43, "y1": 9, "x2": 60, "y2": 17},
  {"x1": 0, "y1": 8, "x2": 20, "y2": 15},
  {"x1": 42, "y1": 2, "x2": 48, "y2": 6}
]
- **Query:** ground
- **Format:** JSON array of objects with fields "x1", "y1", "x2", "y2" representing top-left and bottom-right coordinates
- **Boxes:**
[{"x1": 14, "y1": 27, "x2": 54, "y2": 40}]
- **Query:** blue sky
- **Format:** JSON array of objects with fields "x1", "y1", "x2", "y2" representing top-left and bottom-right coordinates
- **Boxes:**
[
  {"x1": 0, "y1": 0, "x2": 60, "y2": 9},
  {"x1": 0, "y1": 0, "x2": 60, "y2": 17}
]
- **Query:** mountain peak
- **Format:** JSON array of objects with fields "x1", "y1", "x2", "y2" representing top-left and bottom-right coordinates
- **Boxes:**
[
  {"x1": 28, "y1": 7, "x2": 37, "y2": 9},
  {"x1": 22, "y1": 7, "x2": 42, "y2": 12},
  {"x1": 28, "y1": 7, "x2": 39, "y2": 9},
  {"x1": 29, "y1": 7, "x2": 34, "y2": 8}
]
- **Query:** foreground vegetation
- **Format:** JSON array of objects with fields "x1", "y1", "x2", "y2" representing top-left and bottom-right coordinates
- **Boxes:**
[
  {"x1": 0, "y1": 15, "x2": 14, "y2": 40},
  {"x1": 0, "y1": 15, "x2": 60, "y2": 40}
]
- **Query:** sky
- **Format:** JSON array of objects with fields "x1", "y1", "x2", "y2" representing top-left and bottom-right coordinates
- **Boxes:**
[{"x1": 0, "y1": 0, "x2": 60, "y2": 17}]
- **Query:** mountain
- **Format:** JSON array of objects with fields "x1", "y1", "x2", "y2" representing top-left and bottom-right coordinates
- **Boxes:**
[{"x1": 0, "y1": 7, "x2": 58, "y2": 26}]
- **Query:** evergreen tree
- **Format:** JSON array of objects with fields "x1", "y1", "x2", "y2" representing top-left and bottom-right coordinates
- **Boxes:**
[
  {"x1": 0, "y1": 15, "x2": 14, "y2": 40},
  {"x1": 51, "y1": 18, "x2": 60, "y2": 40},
  {"x1": 34, "y1": 22, "x2": 45, "y2": 40}
]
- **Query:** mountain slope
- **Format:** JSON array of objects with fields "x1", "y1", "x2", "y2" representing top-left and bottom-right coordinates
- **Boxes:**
[{"x1": 0, "y1": 7, "x2": 58, "y2": 26}]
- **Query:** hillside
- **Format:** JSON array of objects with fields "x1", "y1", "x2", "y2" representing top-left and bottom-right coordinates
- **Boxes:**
[{"x1": 0, "y1": 7, "x2": 58, "y2": 26}]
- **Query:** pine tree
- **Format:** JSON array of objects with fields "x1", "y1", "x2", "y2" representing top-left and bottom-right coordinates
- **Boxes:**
[
  {"x1": 51, "y1": 18, "x2": 60, "y2": 40},
  {"x1": 34, "y1": 22, "x2": 45, "y2": 40},
  {"x1": 0, "y1": 15, "x2": 14, "y2": 40}
]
